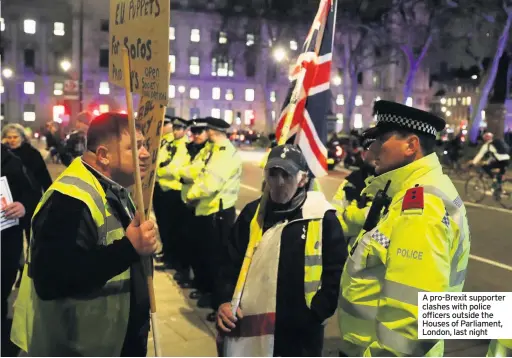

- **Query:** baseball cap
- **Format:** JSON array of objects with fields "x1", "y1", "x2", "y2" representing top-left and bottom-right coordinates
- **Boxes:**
[{"x1": 265, "y1": 144, "x2": 309, "y2": 175}]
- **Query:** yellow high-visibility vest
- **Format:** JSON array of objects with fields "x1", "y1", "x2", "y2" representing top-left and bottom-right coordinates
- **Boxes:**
[{"x1": 11, "y1": 158, "x2": 131, "y2": 356}]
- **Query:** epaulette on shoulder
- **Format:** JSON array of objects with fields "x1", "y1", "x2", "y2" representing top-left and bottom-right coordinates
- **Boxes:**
[{"x1": 402, "y1": 185, "x2": 424, "y2": 212}]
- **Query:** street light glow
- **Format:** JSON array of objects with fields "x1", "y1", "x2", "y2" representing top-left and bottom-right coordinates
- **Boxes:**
[
  {"x1": 273, "y1": 47, "x2": 286, "y2": 62},
  {"x1": 2, "y1": 68, "x2": 13, "y2": 78},
  {"x1": 332, "y1": 75, "x2": 342, "y2": 86},
  {"x1": 471, "y1": 74, "x2": 478, "y2": 80},
  {"x1": 60, "y1": 59, "x2": 71, "y2": 72},
  {"x1": 178, "y1": 85, "x2": 186, "y2": 93}
]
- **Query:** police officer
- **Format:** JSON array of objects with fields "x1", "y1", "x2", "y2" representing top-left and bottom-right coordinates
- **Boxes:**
[
  {"x1": 156, "y1": 116, "x2": 189, "y2": 269},
  {"x1": 487, "y1": 339, "x2": 512, "y2": 356},
  {"x1": 184, "y1": 117, "x2": 241, "y2": 321},
  {"x1": 61, "y1": 111, "x2": 91, "y2": 166},
  {"x1": 338, "y1": 100, "x2": 471, "y2": 356},
  {"x1": 332, "y1": 138, "x2": 376, "y2": 250},
  {"x1": 171, "y1": 119, "x2": 210, "y2": 287},
  {"x1": 153, "y1": 115, "x2": 173, "y2": 263}
]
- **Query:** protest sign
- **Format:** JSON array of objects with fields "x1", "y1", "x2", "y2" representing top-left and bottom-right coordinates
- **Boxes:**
[
  {"x1": 135, "y1": 96, "x2": 165, "y2": 218},
  {"x1": 109, "y1": 0, "x2": 170, "y2": 104},
  {"x1": 1, "y1": 177, "x2": 19, "y2": 231}
]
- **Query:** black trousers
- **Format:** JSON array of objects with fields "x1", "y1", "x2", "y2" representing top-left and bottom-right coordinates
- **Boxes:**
[
  {"x1": 190, "y1": 207, "x2": 236, "y2": 307},
  {"x1": 177, "y1": 204, "x2": 196, "y2": 278},
  {"x1": 483, "y1": 160, "x2": 509, "y2": 184},
  {"x1": 153, "y1": 183, "x2": 168, "y2": 255},
  {"x1": 1, "y1": 228, "x2": 23, "y2": 356},
  {"x1": 164, "y1": 189, "x2": 187, "y2": 269}
]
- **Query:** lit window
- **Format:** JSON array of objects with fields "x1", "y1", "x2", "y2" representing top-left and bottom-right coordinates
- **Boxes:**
[
  {"x1": 211, "y1": 108, "x2": 221, "y2": 118},
  {"x1": 270, "y1": 91, "x2": 276, "y2": 103},
  {"x1": 219, "y1": 31, "x2": 227, "y2": 44},
  {"x1": 333, "y1": 75, "x2": 342, "y2": 86},
  {"x1": 245, "y1": 88, "x2": 255, "y2": 102},
  {"x1": 54, "y1": 22, "x2": 65, "y2": 36},
  {"x1": 271, "y1": 110, "x2": 276, "y2": 122},
  {"x1": 467, "y1": 96, "x2": 471, "y2": 105},
  {"x1": 99, "y1": 82, "x2": 110, "y2": 95},
  {"x1": 53, "y1": 105, "x2": 65, "y2": 122},
  {"x1": 212, "y1": 57, "x2": 233, "y2": 77},
  {"x1": 244, "y1": 110, "x2": 254, "y2": 125},
  {"x1": 24, "y1": 81, "x2": 35, "y2": 94},
  {"x1": 457, "y1": 86, "x2": 462, "y2": 94},
  {"x1": 481, "y1": 110, "x2": 486, "y2": 120},
  {"x1": 169, "y1": 55, "x2": 175, "y2": 73},
  {"x1": 169, "y1": 85, "x2": 175, "y2": 98},
  {"x1": 246, "y1": 33, "x2": 254, "y2": 46},
  {"x1": 290, "y1": 40, "x2": 298, "y2": 51},
  {"x1": 24, "y1": 19, "x2": 36, "y2": 34},
  {"x1": 224, "y1": 109, "x2": 234, "y2": 124},
  {"x1": 336, "y1": 94, "x2": 344, "y2": 105},
  {"x1": 54, "y1": 82, "x2": 63, "y2": 96},
  {"x1": 190, "y1": 87, "x2": 200, "y2": 99},
  {"x1": 447, "y1": 98, "x2": 451, "y2": 106},
  {"x1": 406, "y1": 97, "x2": 413, "y2": 107},
  {"x1": 190, "y1": 56, "x2": 200, "y2": 75},
  {"x1": 212, "y1": 87, "x2": 221, "y2": 100},
  {"x1": 0, "y1": 84, "x2": 4, "y2": 94},
  {"x1": 0, "y1": 18, "x2": 4, "y2": 32},
  {"x1": 225, "y1": 89, "x2": 234, "y2": 101},
  {"x1": 355, "y1": 95, "x2": 363, "y2": 106},
  {"x1": 99, "y1": 104, "x2": 109, "y2": 113},
  {"x1": 462, "y1": 97, "x2": 467, "y2": 106},
  {"x1": 169, "y1": 27, "x2": 175, "y2": 40},
  {"x1": 354, "y1": 113, "x2": 363, "y2": 129},
  {"x1": 190, "y1": 29, "x2": 200, "y2": 42},
  {"x1": 24, "y1": 111, "x2": 36, "y2": 122},
  {"x1": 336, "y1": 113, "x2": 343, "y2": 123}
]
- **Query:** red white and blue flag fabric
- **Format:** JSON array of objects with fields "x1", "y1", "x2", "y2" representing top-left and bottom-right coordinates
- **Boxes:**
[{"x1": 275, "y1": 0, "x2": 337, "y2": 178}]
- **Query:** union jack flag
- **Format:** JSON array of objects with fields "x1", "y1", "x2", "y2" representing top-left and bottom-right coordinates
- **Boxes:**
[{"x1": 275, "y1": 0, "x2": 337, "y2": 178}]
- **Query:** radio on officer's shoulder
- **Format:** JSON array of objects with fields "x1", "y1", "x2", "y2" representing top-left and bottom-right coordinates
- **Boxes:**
[{"x1": 362, "y1": 180, "x2": 392, "y2": 232}]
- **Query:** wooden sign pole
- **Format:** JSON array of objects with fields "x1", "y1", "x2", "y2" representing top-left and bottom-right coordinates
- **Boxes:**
[{"x1": 122, "y1": 48, "x2": 162, "y2": 357}]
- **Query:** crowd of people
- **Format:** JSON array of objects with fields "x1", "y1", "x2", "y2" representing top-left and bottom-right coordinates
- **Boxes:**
[{"x1": 1, "y1": 101, "x2": 511, "y2": 357}]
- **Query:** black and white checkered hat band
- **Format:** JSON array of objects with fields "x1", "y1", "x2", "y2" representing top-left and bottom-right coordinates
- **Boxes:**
[{"x1": 376, "y1": 112, "x2": 437, "y2": 136}]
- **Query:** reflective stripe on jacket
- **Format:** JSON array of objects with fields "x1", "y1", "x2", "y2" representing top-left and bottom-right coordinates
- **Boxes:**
[
  {"x1": 179, "y1": 141, "x2": 213, "y2": 203},
  {"x1": 157, "y1": 136, "x2": 189, "y2": 191},
  {"x1": 10, "y1": 158, "x2": 130, "y2": 356},
  {"x1": 186, "y1": 138, "x2": 242, "y2": 216},
  {"x1": 338, "y1": 153, "x2": 471, "y2": 357}
]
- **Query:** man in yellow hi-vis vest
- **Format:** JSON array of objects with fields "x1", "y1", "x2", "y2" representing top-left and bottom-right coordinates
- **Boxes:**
[
  {"x1": 10, "y1": 113, "x2": 158, "y2": 356},
  {"x1": 338, "y1": 100, "x2": 471, "y2": 357},
  {"x1": 216, "y1": 144, "x2": 346, "y2": 356},
  {"x1": 184, "y1": 116, "x2": 241, "y2": 321},
  {"x1": 156, "y1": 116, "x2": 189, "y2": 269}
]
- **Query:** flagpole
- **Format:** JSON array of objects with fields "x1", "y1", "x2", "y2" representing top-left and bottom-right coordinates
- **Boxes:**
[{"x1": 228, "y1": 0, "x2": 337, "y2": 321}]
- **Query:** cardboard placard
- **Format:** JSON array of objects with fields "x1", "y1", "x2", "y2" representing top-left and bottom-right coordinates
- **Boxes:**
[
  {"x1": 109, "y1": 0, "x2": 170, "y2": 105},
  {"x1": 135, "y1": 96, "x2": 165, "y2": 218}
]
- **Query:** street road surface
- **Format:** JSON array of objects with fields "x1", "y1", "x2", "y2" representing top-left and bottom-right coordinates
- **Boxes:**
[{"x1": 44, "y1": 151, "x2": 511, "y2": 357}]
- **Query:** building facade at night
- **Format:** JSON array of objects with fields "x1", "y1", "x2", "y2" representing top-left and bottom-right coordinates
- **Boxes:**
[{"x1": 1, "y1": 0, "x2": 431, "y2": 133}]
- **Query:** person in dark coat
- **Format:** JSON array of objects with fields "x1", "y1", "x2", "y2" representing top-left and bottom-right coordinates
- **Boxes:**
[
  {"x1": 1, "y1": 144, "x2": 33, "y2": 356},
  {"x1": 216, "y1": 144, "x2": 346, "y2": 356}
]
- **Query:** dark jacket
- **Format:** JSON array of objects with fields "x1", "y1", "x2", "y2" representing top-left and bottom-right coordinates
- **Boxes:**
[
  {"x1": 343, "y1": 166, "x2": 373, "y2": 206},
  {"x1": 29, "y1": 163, "x2": 150, "y2": 356},
  {"x1": 10, "y1": 142, "x2": 52, "y2": 193},
  {"x1": 186, "y1": 141, "x2": 207, "y2": 160},
  {"x1": 1, "y1": 145, "x2": 34, "y2": 246},
  {"x1": 217, "y1": 195, "x2": 346, "y2": 356}
]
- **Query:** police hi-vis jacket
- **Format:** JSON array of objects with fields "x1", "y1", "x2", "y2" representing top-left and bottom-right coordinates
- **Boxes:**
[
  {"x1": 338, "y1": 153, "x2": 471, "y2": 357},
  {"x1": 156, "y1": 135, "x2": 189, "y2": 191},
  {"x1": 185, "y1": 138, "x2": 241, "y2": 216}
]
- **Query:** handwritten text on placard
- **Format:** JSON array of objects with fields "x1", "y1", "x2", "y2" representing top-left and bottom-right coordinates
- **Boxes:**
[
  {"x1": 135, "y1": 96, "x2": 165, "y2": 217},
  {"x1": 109, "y1": 0, "x2": 170, "y2": 105}
]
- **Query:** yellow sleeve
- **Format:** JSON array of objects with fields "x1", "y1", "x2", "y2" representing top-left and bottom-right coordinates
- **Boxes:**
[
  {"x1": 187, "y1": 147, "x2": 240, "y2": 201},
  {"x1": 157, "y1": 142, "x2": 190, "y2": 180},
  {"x1": 364, "y1": 195, "x2": 450, "y2": 357},
  {"x1": 179, "y1": 145, "x2": 211, "y2": 182}
]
